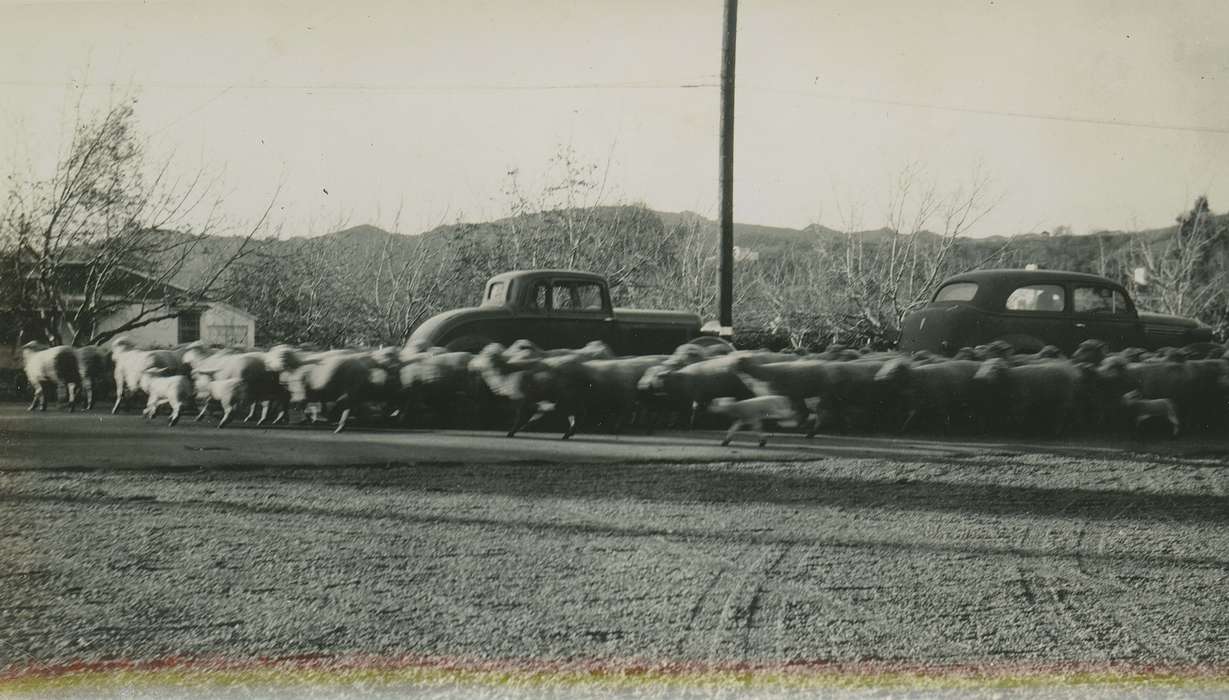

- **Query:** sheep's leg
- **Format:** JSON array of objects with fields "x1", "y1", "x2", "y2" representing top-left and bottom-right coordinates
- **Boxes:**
[
  {"x1": 243, "y1": 403, "x2": 258, "y2": 423},
  {"x1": 561, "y1": 413, "x2": 577, "y2": 440},
  {"x1": 112, "y1": 386, "x2": 124, "y2": 414},
  {"x1": 899, "y1": 406, "x2": 919, "y2": 434},
  {"x1": 27, "y1": 382, "x2": 41, "y2": 411},
  {"x1": 721, "y1": 420, "x2": 743, "y2": 446},
  {"x1": 1169, "y1": 408, "x2": 1181, "y2": 439},
  {"x1": 688, "y1": 401, "x2": 700, "y2": 429},
  {"x1": 195, "y1": 398, "x2": 213, "y2": 422},
  {"x1": 218, "y1": 403, "x2": 235, "y2": 429},
  {"x1": 168, "y1": 400, "x2": 181, "y2": 427},
  {"x1": 334, "y1": 406, "x2": 352, "y2": 434},
  {"x1": 256, "y1": 401, "x2": 271, "y2": 426},
  {"x1": 83, "y1": 380, "x2": 94, "y2": 411},
  {"x1": 66, "y1": 382, "x2": 77, "y2": 412},
  {"x1": 753, "y1": 419, "x2": 768, "y2": 447},
  {"x1": 507, "y1": 402, "x2": 528, "y2": 437}
]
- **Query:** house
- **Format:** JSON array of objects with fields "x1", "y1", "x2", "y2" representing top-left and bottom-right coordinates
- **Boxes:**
[{"x1": 3, "y1": 260, "x2": 257, "y2": 366}]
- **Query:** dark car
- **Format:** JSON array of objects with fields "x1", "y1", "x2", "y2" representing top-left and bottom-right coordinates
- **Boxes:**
[
  {"x1": 898, "y1": 269, "x2": 1213, "y2": 355},
  {"x1": 407, "y1": 269, "x2": 722, "y2": 355}
]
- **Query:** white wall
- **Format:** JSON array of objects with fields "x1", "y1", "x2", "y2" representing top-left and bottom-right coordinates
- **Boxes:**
[
  {"x1": 96, "y1": 304, "x2": 180, "y2": 348},
  {"x1": 202, "y1": 304, "x2": 256, "y2": 347}
]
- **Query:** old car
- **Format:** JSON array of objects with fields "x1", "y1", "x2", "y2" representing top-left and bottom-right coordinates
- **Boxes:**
[
  {"x1": 406, "y1": 270, "x2": 724, "y2": 354},
  {"x1": 898, "y1": 269, "x2": 1214, "y2": 355}
]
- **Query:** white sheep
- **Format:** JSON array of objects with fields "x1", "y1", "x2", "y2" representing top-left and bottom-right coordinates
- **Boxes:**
[
  {"x1": 1121, "y1": 390, "x2": 1180, "y2": 438},
  {"x1": 709, "y1": 395, "x2": 799, "y2": 447},
  {"x1": 139, "y1": 368, "x2": 193, "y2": 426},
  {"x1": 110, "y1": 337, "x2": 183, "y2": 413},
  {"x1": 20, "y1": 342, "x2": 81, "y2": 411}
]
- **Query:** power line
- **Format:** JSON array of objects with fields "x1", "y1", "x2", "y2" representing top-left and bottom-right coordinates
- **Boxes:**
[{"x1": 748, "y1": 85, "x2": 1229, "y2": 136}]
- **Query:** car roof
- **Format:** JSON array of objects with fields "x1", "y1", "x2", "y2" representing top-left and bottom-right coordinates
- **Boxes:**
[
  {"x1": 486, "y1": 270, "x2": 607, "y2": 285},
  {"x1": 938, "y1": 268, "x2": 1122, "y2": 287}
]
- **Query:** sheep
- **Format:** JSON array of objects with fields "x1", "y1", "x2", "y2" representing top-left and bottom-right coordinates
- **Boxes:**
[
  {"x1": 973, "y1": 358, "x2": 1083, "y2": 435},
  {"x1": 1008, "y1": 345, "x2": 1065, "y2": 365},
  {"x1": 20, "y1": 342, "x2": 81, "y2": 411},
  {"x1": 874, "y1": 357, "x2": 984, "y2": 434},
  {"x1": 734, "y1": 355, "x2": 891, "y2": 435},
  {"x1": 398, "y1": 351, "x2": 479, "y2": 426},
  {"x1": 709, "y1": 394, "x2": 799, "y2": 447},
  {"x1": 1120, "y1": 390, "x2": 1179, "y2": 439},
  {"x1": 192, "y1": 352, "x2": 287, "y2": 427},
  {"x1": 1071, "y1": 339, "x2": 1108, "y2": 367},
  {"x1": 73, "y1": 345, "x2": 111, "y2": 410},
  {"x1": 637, "y1": 354, "x2": 752, "y2": 429},
  {"x1": 469, "y1": 344, "x2": 593, "y2": 438},
  {"x1": 139, "y1": 368, "x2": 193, "y2": 426},
  {"x1": 280, "y1": 352, "x2": 389, "y2": 433},
  {"x1": 571, "y1": 354, "x2": 671, "y2": 434},
  {"x1": 110, "y1": 337, "x2": 183, "y2": 413}
]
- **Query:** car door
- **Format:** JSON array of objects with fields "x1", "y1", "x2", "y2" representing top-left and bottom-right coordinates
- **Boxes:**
[
  {"x1": 548, "y1": 279, "x2": 614, "y2": 350},
  {"x1": 1070, "y1": 284, "x2": 1143, "y2": 351},
  {"x1": 986, "y1": 282, "x2": 1074, "y2": 352}
]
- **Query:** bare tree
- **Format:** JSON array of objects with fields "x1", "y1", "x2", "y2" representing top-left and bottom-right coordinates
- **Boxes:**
[
  {"x1": 0, "y1": 95, "x2": 278, "y2": 346},
  {"x1": 1133, "y1": 196, "x2": 1228, "y2": 324}
]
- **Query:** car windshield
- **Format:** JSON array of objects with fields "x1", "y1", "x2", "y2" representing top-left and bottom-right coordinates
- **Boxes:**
[{"x1": 933, "y1": 282, "x2": 978, "y2": 302}]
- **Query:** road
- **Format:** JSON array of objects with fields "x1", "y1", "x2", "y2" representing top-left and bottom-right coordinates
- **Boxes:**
[{"x1": 1, "y1": 404, "x2": 1228, "y2": 696}]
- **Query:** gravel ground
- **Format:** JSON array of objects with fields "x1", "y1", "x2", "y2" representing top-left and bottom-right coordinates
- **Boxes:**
[{"x1": 2, "y1": 447, "x2": 1228, "y2": 681}]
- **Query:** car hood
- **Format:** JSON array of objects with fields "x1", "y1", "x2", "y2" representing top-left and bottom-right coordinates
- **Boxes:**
[
  {"x1": 1137, "y1": 311, "x2": 1203, "y2": 329},
  {"x1": 613, "y1": 308, "x2": 701, "y2": 327}
]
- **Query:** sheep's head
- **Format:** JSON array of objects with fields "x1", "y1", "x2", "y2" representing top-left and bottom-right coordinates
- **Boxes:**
[
  {"x1": 973, "y1": 357, "x2": 1008, "y2": 384},
  {"x1": 578, "y1": 340, "x2": 614, "y2": 360},
  {"x1": 1121, "y1": 389, "x2": 1142, "y2": 405},
  {"x1": 1072, "y1": 339, "x2": 1107, "y2": 366},
  {"x1": 708, "y1": 397, "x2": 736, "y2": 415},
  {"x1": 265, "y1": 345, "x2": 301, "y2": 373},
  {"x1": 875, "y1": 357, "x2": 911, "y2": 384},
  {"x1": 111, "y1": 336, "x2": 134, "y2": 354},
  {"x1": 1038, "y1": 345, "x2": 1063, "y2": 359},
  {"x1": 20, "y1": 341, "x2": 48, "y2": 356},
  {"x1": 952, "y1": 347, "x2": 976, "y2": 361}
]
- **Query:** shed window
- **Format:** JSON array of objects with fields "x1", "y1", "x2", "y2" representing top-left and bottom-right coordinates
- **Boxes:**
[
  {"x1": 1005, "y1": 285, "x2": 1065, "y2": 312},
  {"x1": 177, "y1": 310, "x2": 201, "y2": 343}
]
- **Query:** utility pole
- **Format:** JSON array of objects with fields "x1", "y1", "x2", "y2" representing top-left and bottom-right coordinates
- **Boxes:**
[{"x1": 718, "y1": 0, "x2": 737, "y2": 338}]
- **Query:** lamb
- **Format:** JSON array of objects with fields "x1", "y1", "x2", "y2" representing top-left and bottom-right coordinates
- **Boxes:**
[
  {"x1": 139, "y1": 368, "x2": 193, "y2": 426},
  {"x1": 110, "y1": 337, "x2": 184, "y2": 413},
  {"x1": 20, "y1": 342, "x2": 81, "y2": 411},
  {"x1": 192, "y1": 352, "x2": 286, "y2": 427},
  {"x1": 733, "y1": 355, "x2": 889, "y2": 435},
  {"x1": 1120, "y1": 390, "x2": 1179, "y2": 439},
  {"x1": 73, "y1": 345, "x2": 110, "y2": 410},
  {"x1": 709, "y1": 395, "x2": 799, "y2": 447}
]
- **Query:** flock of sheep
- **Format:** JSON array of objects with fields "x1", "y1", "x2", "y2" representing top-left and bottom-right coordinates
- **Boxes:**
[{"x1": 17, "y1": 335, "x2": 1229, "y2": 445}]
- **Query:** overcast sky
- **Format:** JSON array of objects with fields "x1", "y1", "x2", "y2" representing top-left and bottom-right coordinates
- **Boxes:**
[{"x1": 3, "y1": 0, "x2": 1228, "y2": 238}]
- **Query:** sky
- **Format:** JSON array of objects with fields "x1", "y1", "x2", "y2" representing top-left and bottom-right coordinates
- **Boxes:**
[{"x1": 2, "y1": 0, "x2": 1228, "y2": 238}]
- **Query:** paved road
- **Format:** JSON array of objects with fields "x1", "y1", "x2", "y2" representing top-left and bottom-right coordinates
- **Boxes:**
[
  {"x1": 2, "y1": 404, "x2": 1224, "y2": 471},
  {"x1": 2, "y1": 404, "x2": 1228, "y2": 696}
]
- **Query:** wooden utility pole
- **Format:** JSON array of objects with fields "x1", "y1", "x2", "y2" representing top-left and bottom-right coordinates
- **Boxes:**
[{"x1": 718, "y1": 0, "x2": 737, "y2": 338}]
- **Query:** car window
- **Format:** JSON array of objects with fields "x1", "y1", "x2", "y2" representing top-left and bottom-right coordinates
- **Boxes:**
[
  {"x1": 527, "y1": 282, "x2": 549, "y2": 311},
  {"x1": 934, "y1": 282, "x2": 978, "y2": 302},
  {"x1": 1074, "y1": 286, "x2": 1130, "y2": 315},
  {"x1": 575, "y1": 283, "x2": 605, "y2": 311},
  {"x1": 1004, "y1": 284, "x2": 1065, "y2": 312},
  {"x1": 550, "y1": 282, "x2": 577, "y2": 311},
  {"x1": 482, "y1": 281, "x2": 508, "y2": 306}
]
